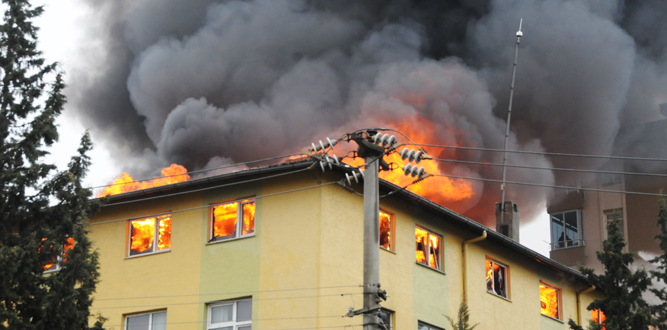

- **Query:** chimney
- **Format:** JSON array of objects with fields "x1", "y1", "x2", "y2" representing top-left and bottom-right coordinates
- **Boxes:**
[{"x1": 495, "y1": 201, "x2": 520, "y2": 241}]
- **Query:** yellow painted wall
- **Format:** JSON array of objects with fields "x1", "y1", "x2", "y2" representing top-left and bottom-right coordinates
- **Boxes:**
[{"x1": 86, "y1": 171, "x2": 601, "y2": 330}]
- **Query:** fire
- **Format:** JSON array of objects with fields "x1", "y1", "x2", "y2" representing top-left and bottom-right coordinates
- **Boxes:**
[
  {"x1": 213, "y1": 202, "x2": 239, "y2": 238},
  {"x1": 486, "y1": 259, "x2": 493, "y2": 282},
  {"x1": 99, "y1": 164, "x2": 190, "y2": 197},
  {"x1": 428, "y1": 234, "x2": 440, "y2": 268},
  {"x1": 539, "y1": 284, "x2": 559, "y2": 319},
  {"x1": 42, "y1": 237, "x2": 74, "y2": 271},
  {"x1": 158, "y1": 216, "x2": 172, "y2": 250},
  {"x1": 130, "y1": 218, "x2": 155, "y2": 254},
  {"x1": 242, "y1": 201, "x2": 255, "y2": 236},
  {"x1": 379, "y1": 212, "x2": 391, "y2": 249},
  {"x1": 592, "y1": 309, "x2": 606, "y2": 329},
  {"x1": 415, "y1": 227, "x2": 428, "y2": 264}
]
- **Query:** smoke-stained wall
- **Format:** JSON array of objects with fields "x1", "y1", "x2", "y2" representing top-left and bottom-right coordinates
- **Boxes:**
[{"x1": 67, "y1": 0, "x2": 667, "y2": 225}]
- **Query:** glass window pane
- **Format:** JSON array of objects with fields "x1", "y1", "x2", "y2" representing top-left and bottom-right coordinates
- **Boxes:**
[
  {"x1": 151, "y1": 312, "x2": 167, "y2": 330},
  {"x1": 551, "y1": 214, "x2": 565, "y2": 248},
  {"x1": 213, "y1": 203, "x2": 238, "y2": 240},
  {"x1": 210, "y1": 327, "x2": 233, "y2": 330},
  {"x1": 493, "y1": 264, "x2": 506, "y2": 297},
  {"x1": 127, "y1": 314, "x2": 150, "y2": 330},
  {"x1": 429, "y1": 234, "x2": 440, "y2": 269},
  {"x1": 378, "y1": 309, "x2": 392, "y2": 330},
  {"x1": 130, "y1": 218, "x2": 155, "y2": 255},
  {"x1": 237, "y1": 300, "x2": 252, "y2": 322},
  {"x1": 415, "y1": 228, "x2": 428, "y2": 265},
  {"x1": 540, "y1": 284, "x2": 560, "y2": 319},
  {"x1": 238, "y1": 326, "x2": 251, "y2": 330},
  {"x1": 486, "y1": 260, "x2": 493, "y2": 292},
  {"x1": 418, "y1": 324, "x2": 430, "y2": 330},
  {"x1": 158, "y1": 216, "x2": 172, "y2": 250},
  {"x1": 242, "y1": 202, "x2": 255, "y2": 236},
  {"x1": 211, "y1": 305, "x2": 233, "y2": 323},
  {"x1": 379, "y1": 212, "x2": 392, "y2": 250}
]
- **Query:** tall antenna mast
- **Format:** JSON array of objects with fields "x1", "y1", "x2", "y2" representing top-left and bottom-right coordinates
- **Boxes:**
[{"x1": 500, "y1": 19, "x2": 523, "y2": 227}]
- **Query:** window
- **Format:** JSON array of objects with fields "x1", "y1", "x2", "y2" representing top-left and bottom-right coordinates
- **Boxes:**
[
  {"x1": 208, "y1": 299, "x2": 252, "y2": 330},
  {"x1": 379, "y1": 211, "x2": 393, "y2": 251},
  {"x1": 486, "y1": 258, "x2": 508, "y2": 298},
  {"x1": 128, "y1": 214, "x2": 172, "y2": 256},
  {"x1": 211, "y1": 199, "x2": 256, "y2": 242},
  {"x1": 378, "y1": 308, "x2": 393, "y2": 330},
  {"x1": 592, "y1": 309, "x2": 606, "y2": 329},
  {"x1": 604, "y1": 208, "x2": 624, "y2": 237},
  {"x1": 418, "y1": 322, "x2": 444, "y2": 330},
  {"x1": 415, "y1": 226, "x2": 442, "y2": 270},
  {"x1": 125, "y1": 311, "x2": 167, "y2": 330},
  {"x1": 550, "y1": 210, "x2": 582, "y2": 249},
  {"x1": 539, "y1": 282, "x2": 561, "y2": 320},
  {"x1": 42, "y1": 237, "x2": 74, "y2": 272}
]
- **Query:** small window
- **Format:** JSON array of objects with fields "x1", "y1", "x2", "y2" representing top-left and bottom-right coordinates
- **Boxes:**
[
  {"x1": 604, "y1": 208, "x2": 624, "y2": 237},
  {"x1": 592, "y1": 309, "x2": 606, "y2": 329},
  {"x1": 42, "y1": 237, "x2": 75, "y2": 272},
  {"x1": 125, "y1": 311, "x2": 167, "y2": 330},
  {"x1": 486, "y1": 258, "x2": 508, "y2": 298},
  {"x1": 208, "y1": 299, "x2": 252, "y2": 330},
  {"x1": 128, "y1": 214, "x2": 172, "y2": 256},
  {"x1": 415, "y1": 226, "x2": 442, "y2": 270},
  {"x1": 550, "y1": 210, "x2": 582, "y2": 249},
  {"x1": 379, "y1": 211, "x2": 394, "y2": 251},
  {"x1": 211, "y1": 199, "x2": 256, "y2": 242},
  {"x1": 539, "y1": 282, "x2": 561, "y2": 320},
  {"x1": 378, "y1": 308, "x2": 393, "y2": 330},
  {"x1": 418, "y1": 321, "x2": 444, "y2": 330}
]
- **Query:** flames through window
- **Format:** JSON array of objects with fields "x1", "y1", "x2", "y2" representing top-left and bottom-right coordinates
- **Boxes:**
[
  {"x1": 539, "y1": 282, "x2": 560, "y2": 320},
  {"x1": 415, "y1": 226, "x2": 441, "y2": 270},
  {"x1": 379, "y1": 211, "x2": 392, "y2": 251},
  {"x1": 42, "y1": 237, "x2": 75, "y2": 272},
  {"x1": 211, "y1": 199, "x2": 255, "y2": 242},
  {"x1": 486, "y1": 258, "x2": 508, "y2": 298},
  {"x1": 128, "y1": 215, "x2": 172, "y2": 256},
  {"x1": 592, "y1": 309, "x2": 606, "y2": 329}
]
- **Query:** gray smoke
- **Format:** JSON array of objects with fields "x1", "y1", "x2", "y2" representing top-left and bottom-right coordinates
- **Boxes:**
[{"x1": 68, "y1": 0, "x2": 667, "y2": 225}]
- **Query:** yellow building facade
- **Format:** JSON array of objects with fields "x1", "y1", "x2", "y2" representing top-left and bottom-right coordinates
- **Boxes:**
[{"x1": 88, "y1": 162, "x2": 603, "y2": 330}]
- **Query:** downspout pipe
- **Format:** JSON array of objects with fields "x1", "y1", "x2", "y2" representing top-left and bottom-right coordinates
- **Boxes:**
[
  {"x1": 576, "y1": 285, "x2": 596, "y2": 326},
  {"x1": 462, "y1": 231, "x2": 487, "y2": 298}
]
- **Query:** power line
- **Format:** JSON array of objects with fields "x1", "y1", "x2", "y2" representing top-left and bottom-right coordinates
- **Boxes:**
[
  {"x1": 89, "y1": 180, "x2": 338, "y2": 227},
  {"x1": 430, "y1": 157, "x2": 667, "y2": 179},
  {"x1": 416, "y1": 143, "x2": 667, "y2": 162},
  {"x1": 89, "y1": 152, "x2": 304, "y2": 190},
  {"x1": 95, "y1": 285, "x2": 362, "y2": 301},
  {"x1": 431, "y1": 173, "x2": 667, "y2": 198},
  {"x1": 100, "y1": 166, "x2": 313, "y2": 207}
]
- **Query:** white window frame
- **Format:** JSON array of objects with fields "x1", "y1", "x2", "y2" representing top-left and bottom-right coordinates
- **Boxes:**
[
  {"x1": 549, "y1": 209, "x2": 583, "y2": 250},
  {"x1": 127, "y1": 214, "x2": 172, "y2": 257},
  {"x1": 124, "y1": 310, "x2": 167, "y2": 330},
  {"x1": 378, "y1": 308, "x2": 393, "y2": 330},
  {"x1": 486, "y1": 258, "x2": 509, "y2": 299},
  {"x1": 379, "y1": 210, "x2": 394, "y2": 251},
  {"x1": 415, "y1": 225, "x2": 443, "y2": 271},
  {"x1": 418, "y1": 321, "x2": 444, "y2": 330},
  {"x1": 207, "y1": 299, "x2": 252, "y2": 330},
  {"x1": 210, "y1": 198, "x2": 256, "y2": 242}
]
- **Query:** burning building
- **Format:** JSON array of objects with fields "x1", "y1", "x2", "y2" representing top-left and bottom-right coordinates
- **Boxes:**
[{"x1": 85, "y1": 160, "x2": 604, "y2": 329}]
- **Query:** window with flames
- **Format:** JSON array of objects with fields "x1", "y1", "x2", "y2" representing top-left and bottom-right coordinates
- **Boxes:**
[
  {"x1": 210, "y1": 199, "x2": 256, "y2": 242},
  {"x1": 539, "y1": 282, "x2": 561, "y2": 320},
  {"x1": 486, "y1": 258, "x2": 508, "y2": 298},
  {"x1": 415, "y1": 226, "x2": 441, "y2": 270},
  {"x1": 128, "y1": 215, "x2": 172, "y2": 256},
  {"x1": 592, "y1": 309, "x2": 606, "y2": 329},
  {"x1": 379, "y1": 211, "x2": 393, "y2": 251},
  {"x1": 41, "y1": 237, "x2": 75, "y2": 272}
]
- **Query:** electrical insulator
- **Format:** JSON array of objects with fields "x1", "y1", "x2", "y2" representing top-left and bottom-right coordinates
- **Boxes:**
[
  {"x1": 399, "y1": 147, "x2": 426, "y2": 163},
  {"x1": 345, "y1": 169, "x2": 364, "y2": 185},
  {"x1": 309, "y1": 137, "x2": 338, "y2": 153},
  {"x1": 402, "y1": 164, "x2": 426, "y2": 178},
  {"x1": 402, "y1": 164, "x2": 413, "y2": 176}
]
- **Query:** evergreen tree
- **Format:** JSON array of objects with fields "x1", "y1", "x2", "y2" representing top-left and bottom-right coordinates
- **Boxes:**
[
  {"x1": 0, "y1": 1, "x2": 104, "y2": 329},
  {"x1": 568, "y1": 214, "x2": 654, "y2": 330},
  {"x1": 445, "y1": 296, "x2": 479, "y2": 330},
  {"x1": 649, "y1": 198, "x2": 667, "y2": 330}
]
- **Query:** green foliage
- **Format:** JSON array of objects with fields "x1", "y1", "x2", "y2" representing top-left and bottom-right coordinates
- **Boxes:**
[
  {"x1": 446, "y1": 296, "x2": 479, "y2": 330},
  {"x1": 649, "y1": 198, "x2": 667, "y2": 330},
  {"x1": 568, "y1": 214, "x2": 654, "y2": 330},
  {"x1": 0, "y1": 0, "x2": 104, "y2": 329}
]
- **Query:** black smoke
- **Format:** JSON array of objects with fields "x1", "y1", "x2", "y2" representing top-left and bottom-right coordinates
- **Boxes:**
[{"x1": 67, "y1": 0, "x2": 667, "y2": 225}]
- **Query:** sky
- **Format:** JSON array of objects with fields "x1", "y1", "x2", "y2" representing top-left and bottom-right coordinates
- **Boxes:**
[{"x1": 27, "y1": 0, "x2": 575, "y2": 257}]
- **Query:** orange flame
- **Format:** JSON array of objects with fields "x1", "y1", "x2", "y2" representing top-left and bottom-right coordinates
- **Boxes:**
[
  {"x1": 130, "y1": 218, "x2": 155, "y2": 254},
  {"x1": 242, "y1": 201, "x2": 256, "y2": 236},
  {"x1": 42, "y1": 237, "x2": 74, "y2": 271},
  {"x1": 158, "y1": 216, "x2": 172, "y2": 250},
  {"x1": 415, "y1": 227, "x2": 428, "y2": 264},
  {"x1": 592, "y1": 309, "x2": 606, "y2": 329},
  {"x1": 379, "y1": 212, "x2": 391, "y2": 250},
  {"x1": 213, "y1": 202, "x2": 239, "y2": 239},
  {"x1": 99, "y1": 164, "x2": 190, "y2": 197},
  {"x1": 540, "y1": 284, "x2": 559, "y2": 319}
]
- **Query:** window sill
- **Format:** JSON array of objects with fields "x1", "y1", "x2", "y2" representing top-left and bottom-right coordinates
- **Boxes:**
[
  {"x1": 380, "y1": 247, "x2": 396, "y2": 255},
  {"x1": 207, "y1": 234, "x2": 255, "y2": 245},
  {"x1": 125, "y1": 249, "x2": 171, "y2": 259},
  {"x1": 415, "y1": 261, "x2": 446, "y2": 275},
  {"x1": 541, "y1": 314, "x2": 564, "y2": 323},
  {"x1": 486, "y1": 291, "x2": 512, "y2": 302},
  {"x1": 551, "y1": 243, "x2": 585, "y2": 251}
]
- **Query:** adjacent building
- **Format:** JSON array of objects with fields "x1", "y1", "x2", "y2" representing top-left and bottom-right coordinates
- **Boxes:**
[{"x1": 87, "y1": 161, "x2": 603, "y2": 330}]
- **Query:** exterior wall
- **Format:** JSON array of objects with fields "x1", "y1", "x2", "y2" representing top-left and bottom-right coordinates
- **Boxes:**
[{"x1": 87, "y1": 171, "x2": 600, "y2": 330}]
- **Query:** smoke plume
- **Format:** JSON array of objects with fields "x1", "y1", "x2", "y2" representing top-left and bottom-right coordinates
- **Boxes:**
[{"x1": 67, "y1": 0, "x2": 667, "y2": 226}]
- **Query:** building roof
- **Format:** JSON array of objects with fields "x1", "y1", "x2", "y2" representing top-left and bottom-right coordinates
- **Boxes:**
[{"x1": 100, "y1": 159, "x2": 588, "y2": 283}]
